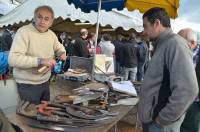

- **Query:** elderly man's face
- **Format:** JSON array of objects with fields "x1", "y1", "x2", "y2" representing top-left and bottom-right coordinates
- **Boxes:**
[
  {"x1": 34, "y1": 9, "x2": 54, "y2": 33},
  {"x1": 191, "y1": 41, "x2": 197, "y2": 50}
]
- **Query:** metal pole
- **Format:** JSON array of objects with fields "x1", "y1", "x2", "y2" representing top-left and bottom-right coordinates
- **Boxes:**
[{"x1": 91, "y1": 0, "x2": 102, "y2": 81}]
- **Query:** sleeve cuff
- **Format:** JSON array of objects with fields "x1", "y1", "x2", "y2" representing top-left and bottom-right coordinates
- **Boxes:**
[
  {"x1": 37, "y1": 58, "x2": 42, "y2": 67},
  {"x1": 57, "y1": 51, "x2": 66, "y2": 58},
  {"x1": 157, "y1": 116, "x2": 170, "y2": 126}
]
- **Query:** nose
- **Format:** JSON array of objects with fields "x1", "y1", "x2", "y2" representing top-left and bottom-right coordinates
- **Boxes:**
[{"x1": 40, "y1": 18, "x2": 45, "y2": 24}]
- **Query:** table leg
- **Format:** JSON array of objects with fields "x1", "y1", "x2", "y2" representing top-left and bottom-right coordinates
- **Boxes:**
[{"x1": 114, "y1": 123, "x2": 117, "y2": 132}]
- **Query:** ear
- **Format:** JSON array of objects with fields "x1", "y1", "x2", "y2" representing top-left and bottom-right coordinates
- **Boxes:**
[
  {"x1": 191, "y1": 40, "x2": 197, "y2": 48},
  {"x1": 153, "y1": 19, "x2": 161, "y2": 27}
]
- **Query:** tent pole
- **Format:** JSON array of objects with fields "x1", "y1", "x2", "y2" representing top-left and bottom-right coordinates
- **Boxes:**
[{"x1": 91, "y1": 0, "x2": 102, "y2": 81}]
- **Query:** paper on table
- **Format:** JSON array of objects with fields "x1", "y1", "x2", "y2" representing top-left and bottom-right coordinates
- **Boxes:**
[
  {"x1": 95, "y1": 55, "x2": 114, "y2": 74},
  {"x1": 109, "y1": 81, "x2": 137, "y2": 96},
  {"x1": 95, "y1": 54, "x2": 106, "y2": 73}
]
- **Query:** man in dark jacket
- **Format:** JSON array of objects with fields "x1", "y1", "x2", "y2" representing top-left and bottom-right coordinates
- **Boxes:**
[
  {"x1": 73, "y1": 29, "x2": 90, "y2": 58},
  {"x1": 136, "y1": 37, "x2": 148, "y2": 81},
  {"x1": 121, "y1": 35, "x2": 139, "y2": 81},
  {"x1": 0, "y1": 28, "x2": 13, "y2": 51},
  {"x1": 112, "y1": 34, "x2": 124, "y2": 74},
  {"x1": 138, "y1": 7, "x2": 198, "y2": 132}
]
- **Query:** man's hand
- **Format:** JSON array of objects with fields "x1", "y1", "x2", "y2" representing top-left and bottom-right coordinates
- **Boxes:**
[
  {"x1": 40, "y1": 58, "x2": 56, "y2": 68},
  {"x1": 155, "y1": 117, "x2": 163, "y2": 127},
  {"x1": 59, "y1": 53, "x2": 67, "y2": 61}
]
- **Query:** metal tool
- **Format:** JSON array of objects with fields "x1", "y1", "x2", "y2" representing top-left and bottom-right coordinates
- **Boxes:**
[{"x1": 73, "y1": 93, "x2": 102, "y2": 104}]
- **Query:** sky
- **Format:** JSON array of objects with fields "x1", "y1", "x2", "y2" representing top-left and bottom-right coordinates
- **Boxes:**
[
  {"x1": 172, "y1": 0, "x2": 200, "y2": 33},
  {"x1": 178, "y1": 0, "x2": 200, "y2": 23}
]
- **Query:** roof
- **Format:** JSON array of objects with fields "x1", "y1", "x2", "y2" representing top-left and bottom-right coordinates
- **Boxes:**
[{"x1": 0, "y1": 0, "x2": 143, "y2": 32}]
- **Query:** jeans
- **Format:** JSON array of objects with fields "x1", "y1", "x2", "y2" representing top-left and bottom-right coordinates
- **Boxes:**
[
  {"x1": 124, "y1": 67, "x2": 137, "y2": 81},
  {"x1": 181, "y1": 102, "x2": 200, "y2": 132},
  {"x1": 115, "y1": 61, "x2": 122, "y2": 75},
  {"x1": 142, "y1": 114, "x2": 185, "y2": 132},
  {"x1": 17, "y1": 81, "x2": 50, "y2": 104},
  {"x1": 137, "y1": 62, "x2": 145, "y2": 81}
]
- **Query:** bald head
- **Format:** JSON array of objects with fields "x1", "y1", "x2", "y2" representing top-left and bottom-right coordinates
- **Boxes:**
[{"x1": 178, "y1": 28, "x2": 197, "y2": 50}]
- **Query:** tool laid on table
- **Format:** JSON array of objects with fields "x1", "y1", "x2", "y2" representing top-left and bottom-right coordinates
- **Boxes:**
[
  {"x1": 62, "y1": 69, "x2": 90, "y2": 82},
  {"x1": 100, "y1": 91, "x2": 109, "y2": 110},
  {"x1": 37, "y1": 101, "x2": 63, "y2": 116}
]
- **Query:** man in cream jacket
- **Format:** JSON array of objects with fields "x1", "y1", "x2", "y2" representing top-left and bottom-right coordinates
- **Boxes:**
[{"x1": 9, "y1": 5, "x2": 66, "y2": 104}]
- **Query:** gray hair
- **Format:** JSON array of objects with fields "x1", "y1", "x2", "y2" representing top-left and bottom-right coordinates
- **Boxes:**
[
  {"x1": 34, "y1": 5, "x2": 54, "y2": 19},
  {"x1": 186, "y1": 30, "x2": 197, "y2": 43}
]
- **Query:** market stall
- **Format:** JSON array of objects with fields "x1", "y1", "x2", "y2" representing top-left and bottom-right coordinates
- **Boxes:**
[
  {"x1": 0, "y1": 0, "x2": 143, "y2": 33},
  {"x1": 7, "y1": 78, "x2": 140, "y2": 132}
]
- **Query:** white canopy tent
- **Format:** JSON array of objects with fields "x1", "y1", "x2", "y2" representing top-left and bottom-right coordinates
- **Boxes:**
[
  {"x1": 0, "y1": 2, "x2": 17, "y2": 15},
  {"x1": 0, "y1": 0, "x2": 143, "y2": 32}
]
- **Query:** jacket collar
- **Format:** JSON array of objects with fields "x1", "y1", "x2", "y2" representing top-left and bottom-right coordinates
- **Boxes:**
[{"x1": 154, "y1": 28, "x2": 173, "y2": 49}]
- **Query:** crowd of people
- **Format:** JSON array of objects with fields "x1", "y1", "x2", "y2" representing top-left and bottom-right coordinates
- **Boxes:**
[
  {"x1": 0, "y1": 5, "x2": 200, "y2": 132},
  {"x1": 58, "y1": 29, "x2": 150, "y2": 82}
]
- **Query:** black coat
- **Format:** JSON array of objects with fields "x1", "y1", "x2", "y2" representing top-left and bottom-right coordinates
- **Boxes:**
[
  {"x1": 73, "y1": 37, "x2": 90, "y2": 58},
  {"x1": 121, "y1": 40, "x2": 139, "y2": 68},
  {"x1": 0, "y1": 30, "x2": 12, "y2": 51},
  {"x1": 195, "y1": 53, "x2": 200, "y2": 100}
]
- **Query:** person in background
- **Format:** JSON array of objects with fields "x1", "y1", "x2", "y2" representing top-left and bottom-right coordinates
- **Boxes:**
[
  {"x1": 73, "y1": 28, "x2": 90, "y2": 58},
  {"x1": 112, "y1": 34, "x2": 124, "y2": 75},
  {"x1": 0, "y1": 27, "x2": 13, "y2": 51},
  {"x1": 8, "y1": 5, "x2": 66, "y2": 104},
  {"x1": 99, "y1": 34, "x2": 115, "y2": 57},
  {"x1": 178, "y1": 28, "x2": 200, "y2": 132},
  {"x1": 178, "y1": 28, "x2": 200, "y2": 66},
  {"x1": 136, "y1": 36, "x2": 148, "y2": 81},
  {"x1": 87, "y1": 32, "x2": 96, "y2": 56},
  {"x1": 96, "y1": 37, "x2": 102, "y2": 54},
  {"x1": 60, "y1": 32, "x2": 73, "y2": 56},
  {"x1": 121, "y1": 34, "x2": 139, "y2": 81},
  {"x1": 138, "y1": 7, "x2": 198, "y2": 132}
]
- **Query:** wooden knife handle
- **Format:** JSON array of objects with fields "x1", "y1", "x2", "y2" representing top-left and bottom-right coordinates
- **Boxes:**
[{"x1": 38, "y1": 66, "x2": 48, "y2": 73}]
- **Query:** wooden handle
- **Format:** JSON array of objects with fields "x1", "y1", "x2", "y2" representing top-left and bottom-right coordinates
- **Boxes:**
[{"x1": 38, "y1": 66, "x2": 48, "y2": 73}]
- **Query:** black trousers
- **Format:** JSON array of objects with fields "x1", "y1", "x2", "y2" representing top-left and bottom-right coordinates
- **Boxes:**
[{"x1": 17, "y1": 81, "x2": 50, "y2": 104}]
